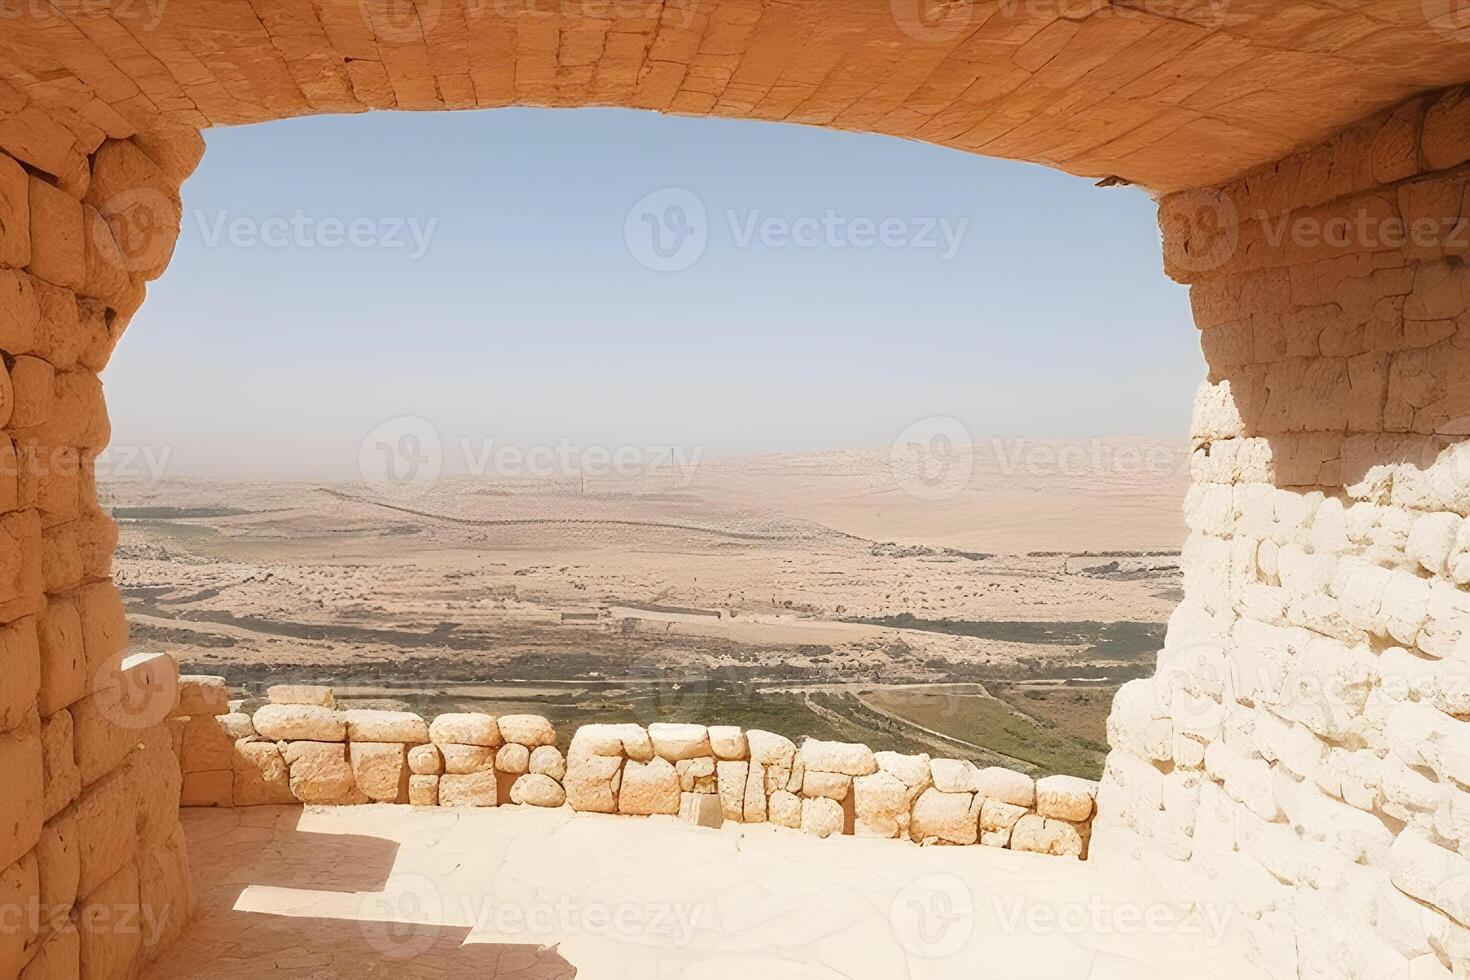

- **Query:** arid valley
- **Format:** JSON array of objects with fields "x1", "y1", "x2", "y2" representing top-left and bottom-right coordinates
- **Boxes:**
[{"x1": 105, "y1": 438, "x2": 1189, "y2": 780}]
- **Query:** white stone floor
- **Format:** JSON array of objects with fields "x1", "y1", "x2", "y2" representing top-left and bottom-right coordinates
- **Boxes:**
[{"x1": 142, "y1": 805, "x2": 1265, "y2": 979}]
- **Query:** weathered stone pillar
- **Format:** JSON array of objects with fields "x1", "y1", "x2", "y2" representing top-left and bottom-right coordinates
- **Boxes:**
[
  {"x1": 1095, "y1": 85, "x2": 1470, "y2": 979},
  {"x1": 0, "y1": 84, "x2": 202, "y2": 979}
]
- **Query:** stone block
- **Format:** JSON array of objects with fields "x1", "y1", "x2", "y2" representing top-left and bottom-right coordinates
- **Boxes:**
[
  {"x1": 216, "y1": 712, "x2": 254, "y2": 740},
  {"x1": 798, "y1": 738, "x2": 876, "y2": 776},
  {"x1": 800, "y1": 796, "x2": 844, "y2": 839},
  {"x1": 974, "y1": 766, "x2": 1036, "y2": 807},
  {"x1": 495, "y1": 743, "x2": 530, "y2": 774},
  {"x1": 408, "y1": 774, "x2": 438, "y2": 806},
  {"x1": 252, "y1": 703, "x2": 344, "y2": 742},
  {"x1": 853, "y1": 770, "x2": 922, "y2": 839},
  {"x1": 708, "y1": 725, "x2": 747, "y2": 760},
  {"x1": 407, "y1": 743, "x2": 442, "y2": 775},
  {"x1": 716, "y1": 759, "x2": 747, "y2": 823},
  {"x1": 137, "y1": 822, "x2": 193, "y2": 961},
  {"x1": 341, "y1": 709, "x2": 427, "y2": 744},
  {"x1": 0, "y1": 152, "x2": 30, "y2": 270},
  {"x1": 909, "y1": 788, "x2": 979, "y2": 845},
  {"x1": 40, "y1": 709, "x2": 78, "y2": 820},
  {"x1": 77, "y1": 862, "x2": 140, "y2": 980},
  {"x1": 20, "y1": 921, "x2": 78, "y2": 980},
  {"x1": 930, "y1": 758, "x2": 980, "y2": 793},
  {"x1": 440, "y1": 744, "x2": 495, "y2": 774},
  {"x1": 438, "y1": 770, "x2": 498, "y2": 807},
  {"x1": 529, "y1": 745, "x2": 566, "y2": 780},
  {"x1": 496, "y1": 714, "x2": 555, "y2": 747},
  {"x1": 179, "y1": 770, "x2": 232, "y2": 808},
  {"x1": 675, "y1": 756, "x2": 715, "y2": 793},
  {"x1": 175, "y1": 675, "x2": 228, "y2": 716},
  {"x1": 266, "y1": 684, "x2": 334, "y2": 708},
  {"x1": 428, "y1": 712, "x2": 500, "y2": 747},
  {"x1": 678, "y1": 790, "x2": 722, "y2": 828},
  {"x1": 36, "y1": 595, "x2": 84, "y2": 717},
  {"x1": 618, "y1": 757, "x2": 680, "y2": 815},
  {"x1": 281, "y1": 741, "x2": 362, "y2": 805},
  {"x1": 564, "y1": 752, "x2": 622, "y2": 813},
  {"x1": 349, "y1": 742, "x2": 408, "y2": 803},
  {"x1": 746, "y1": 730, "x2": 795, "y2": 767},
  {"x1": 768, "y1": 789, "x2": 802, "y2": 829},
  {"x1": 510, "y1": 773, "x2": 565, "y2": 807},
  {"x1": 0, "y1": 616, "x2": 39, "y2": 733},
  {"x1": 27, "y1": 177, "x2": 85, "y2": 291},
  {"x1": 73, "y1": 765, "x2": 135, "y2": 897},
  {"x1": 70, "y1": 692, "x2": 138, "y2": 787},
  {"x1": 0, "y1": 724, "x2": 43, "y2": 871},
  {"x1": 1010, "y1": 814, "x2": 1088, "y2": 858},
  {"x1": 0, "y1": 852, "x2": 39, "y2": 979},
  {"x1": 1035, "y1": 774, "x2": 1099, "y2": 821},
  {"x1": 232, "y1": 740, "x2": 294, "y2": 806},
  {"x1": 800, "y1": 769, "x2": 851, "y2": 801},
  {"x1": 0, "y1": 268, "x2": 39, "y2": 355},
  {"x1": 648, "y1": 722, "x2": 710, "y2": 761},
  {"x1": 36, "y1": 810, "x2": 79, "y2": 919},
  {"x1": 979, "y1": 799, "x2": 1029, "y2": 848},
  {"x1": 73, "y1": 582, "x2": 125, "y2": 683}
]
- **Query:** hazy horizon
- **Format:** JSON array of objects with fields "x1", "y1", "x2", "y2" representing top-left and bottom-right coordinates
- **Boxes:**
[{"x1": 106, "y1": 107, "x2": 1202, "y2": 483}]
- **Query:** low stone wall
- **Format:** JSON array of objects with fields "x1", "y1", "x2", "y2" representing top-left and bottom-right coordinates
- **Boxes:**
[{"x1": 170, "y1": 677, "x2": 1099, "y2": 859}]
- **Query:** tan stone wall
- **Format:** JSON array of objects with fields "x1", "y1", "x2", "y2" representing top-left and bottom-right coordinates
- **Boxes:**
[
  {"x1": 0, "y1": 94, "x2": 201, "y2": 979},
  {"x1": 172, "y1": 678, "x2": 1099, "y2": 860},
  {"x1": 1094, "y1": 85, "x2": 1470, "y2": 980}
]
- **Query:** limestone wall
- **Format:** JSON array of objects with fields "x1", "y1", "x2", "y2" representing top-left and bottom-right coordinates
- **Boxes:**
[
  {"x1": 1093, "y1": 84, "x2": 1470, "y2": 980},
  {"x1": 170, "y1": 677, "x2": 1099, "y2": 859},
  {"x1": 0, "y1": 93, "x2": 200, "y2": 979}
]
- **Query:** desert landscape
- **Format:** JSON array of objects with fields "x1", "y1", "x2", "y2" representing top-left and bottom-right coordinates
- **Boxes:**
[{"x1": 104, "y1": 438, "x2": 1188, "y2": 780}]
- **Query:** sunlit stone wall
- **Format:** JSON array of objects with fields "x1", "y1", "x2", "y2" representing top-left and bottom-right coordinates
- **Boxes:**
[
  {"x1": 0, "y1": 89, "x2": 199, "y2": 979},
  {"x1": 1093, "y1": 83, "x2": 1470, "y2": 980}
]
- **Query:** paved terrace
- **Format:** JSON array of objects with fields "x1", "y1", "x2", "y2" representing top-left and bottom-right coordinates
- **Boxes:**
[{"x1": 142, "y1": 804, "x2": 1264, "y2": 979}]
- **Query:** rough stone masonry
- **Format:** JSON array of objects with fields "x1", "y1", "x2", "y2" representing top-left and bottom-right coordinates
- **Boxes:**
[{"x1": 4, "y1": 3, "x2": 1470, "y2": 978}]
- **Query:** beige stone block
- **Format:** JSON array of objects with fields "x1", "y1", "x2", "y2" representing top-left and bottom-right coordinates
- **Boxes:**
[
  {"x1": 83, "y1": 140, "x2": 181, "y2": 282},
  {"x1": 36, "y1": 811, "x2": 79, "y2": 922},
  {"x1": 175, "y1": 675, "x2": 227, "y2": 716},
  {"x1": 73, "y1": 765, "x2": 135, "y2": 897},
  {"x1": 0, "y1": 723, "x2": 43, "y2": 871},
  {"x1": 618, "y1": 757, "x2": 680, "y2": 815},
  {"x1": 408, "y1": 774, "x2": 438, "y2": 806},
  {"x1": 77, "y1": 862, "x2": 140, "y2": 980},
  {"x1": 746, "y1": 730, "x2": 795, "y2": 767},
  {"x1": 20, "y1": 921, "x2": 78, "y2": 980},
  {"x1": 675, "y1": 756, "x2": 715, "y2": 792},
  {"x1": 73, "y1": 582, "x2": 125, "y2": 684},
  {"x1": 800, "y1": 795, "x2": 844, "y2": 839},
  {"x1": 216, "y1": 712, "x2": 254, "y2": 740},
  {"x1": 40, "y1": 708, "x2": 78, "y2": 820},
  {"x1": 759, "y1": 788, "x2": 795, "y2": 829},
  {"x1": 528, "y1": 745, "x2": 565, "y2": 780},
  {"x1": 70, "y1": 692, "x2": 138, "y2": 787},
  {"x1": 979, "y1": 799, "x2": 1029, "y2": 848},
  {"x1": 909, "y1": 788, "x2": 979, "y2": 845},
  {"x1": 564, "y1": 751, "x2": 622, "y2": 813},
  {"x1": 853, "y1": 769, "x2": 925, "y2": 839},
  {"x1": 0, "y1": 268, "x2": 39, "y2": 355},
  {"x1": 0, "y1": 616, "x2": 39, "y2": 732},
  {"x1": 1035, "y1": 774, "x2": 1099, "y2": 822},
  {"x1": 0, "y1": 509, "x2": 43, "y2": 619},
  {"x1": 252, "y1": 703, "x2": 344, "y2": 742},
  {"x1": 131, "y1": 129, "x2": 205, "y2": 188},
  {"x1": 1010, "y1": 813, "x2": 1088, "y2": 858},
  {"x1": 281, "y1": 741, "x2": 362, "y2": 805},
  {"x1": 716, "y1": 759, "x2": 747, "y2": 823},
  {"x1": 173, "y1": 714, "x2": 231, "y2": 775},
  {"x1": 678, "y1": 790, "x2": 723, "y2": 828},
  {"x1": 438, "y1": 770, "x2": 498, "y2": 807},
  {"x1": 26, "y1": 179, "x2": 84, "y2": 292},
  {"x1": 496, "y1": 713, "x2": 555, "y2": 747},
  {"x1": 797, "y1": 738, "x2": 875, "y2": 776},
  {"x1": 407, "y1": 743, "x2": 442, "y2": 775},
  {"x1": 9, "y1": 356, "x2": 53, "y2": 431},
  {"x1": 708, "y1": 725, "x2": 747, "y2": 760},
  {"x1": 428, "y1": 712, "x2": 500, "y2": 747},
  {"x1": 510, "y1": 773, "x2": 565, "y2": 807},
  {"x1": 1391, "y1": 831, "x2": 1470, "y2": 927},
  {"x1": 265, "y1": 684, "x2": 334, "y2": 708},
  {"x1": 743, "y1": 760, "x2": 767, "y2": 824},
  {"x1": 495, "y1": 742, "x2": 530, "y2": 774},
  {"x1": 930, "y1": 758, "x2": 981, "y2": 794},
  {"x1": 0, "y1": 152, "x2": 30, "y2": 270},
  {"x1": 440, "y1": 743, "x2": 495, "y2": 774},
  {"x1": 800, "y1": 769, "x2": 851, "y2": 801},
  {"x1": 137, "y1": 822, "x2": 193, "y2": 961},
  {"x1": 342, "y1": 708, "x2": 427, "y2": 744},
  {"x1": 975, "y1": 766, "x2": 1036, "y2": 807},
  {"x1": 232, "y1": 740, "x2": 294, "y2": 806},
  {"x1": 348, "y1": 742, "x2": 408, "y2": 803},
  {"x1": 0, "y1": 851, "x2": 39, "y2": 979},
  {"x1": 648, "y1": 722, "x2": 710, "y2": 761},
  {"x1": 180, "y1": 769, "x2": 232, "y2": 808}
]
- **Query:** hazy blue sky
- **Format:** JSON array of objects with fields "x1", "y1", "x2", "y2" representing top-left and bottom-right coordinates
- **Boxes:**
[{"x1": 106, "y1": 107, "x2": 1201, "y2": 481}]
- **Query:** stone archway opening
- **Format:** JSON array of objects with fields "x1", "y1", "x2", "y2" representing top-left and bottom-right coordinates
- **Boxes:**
[{"x1": 4, "y1": 4, "x2": 1470, "y2": 978}]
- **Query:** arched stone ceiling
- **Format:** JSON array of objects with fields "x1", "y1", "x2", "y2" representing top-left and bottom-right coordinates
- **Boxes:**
[{"x1": 3, "y1": 0, "x2": 1470, "y2": 192}]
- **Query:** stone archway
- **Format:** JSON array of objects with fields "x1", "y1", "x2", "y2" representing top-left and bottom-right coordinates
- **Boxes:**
[{"x1": 3, "y1": 4, "x2": 1470, "y2": 978}]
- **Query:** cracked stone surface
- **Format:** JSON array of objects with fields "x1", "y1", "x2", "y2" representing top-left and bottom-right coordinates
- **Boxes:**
[{"x1": 141, "y1": 805, "x2": 1263, "y2": 979}]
